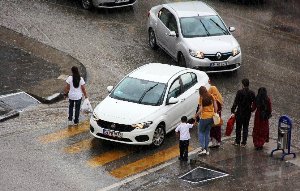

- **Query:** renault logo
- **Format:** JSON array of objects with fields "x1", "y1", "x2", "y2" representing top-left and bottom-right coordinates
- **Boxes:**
[
  {"x1": 216, "y1": 52, "x2": 222, "y2": 60},
  {"x1": 111, "y1": 123, "x2": 116, "y2": 129}
]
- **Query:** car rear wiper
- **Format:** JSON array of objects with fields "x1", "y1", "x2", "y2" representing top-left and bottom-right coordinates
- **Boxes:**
[
  {"x1": 209, "y1": 19, "x2": 229, "y2": 35},
  {"x1": 138, "y1": 84, "x2": 158, "y2": 103},
  {"x1": 199, "y1": 20, "x2": 210, "y2": 36}
]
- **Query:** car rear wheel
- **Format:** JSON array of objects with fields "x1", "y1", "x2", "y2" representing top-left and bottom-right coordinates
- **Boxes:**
[
  {"x1": 81, "y1": 0, "x2": 93, "y2": 10},
  {"x1": 152, "y1": 125, "x2": 165, "y2": 147},
  {"x1": 178, "y1": 53, "x2": 186, "y2": 67},
  {"x1": 149, "y1": 29, "x2": 158, "y2": 50}
]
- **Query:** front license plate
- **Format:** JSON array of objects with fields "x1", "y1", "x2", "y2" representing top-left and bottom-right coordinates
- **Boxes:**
[
  {"x1": 115, "y1": 0, "x2": 129, "y2": 3},
  {"x1": 103, "y1": 129, "x2": 123, "y2": 138},
  {"x1": 210, "y1": 62, "x2": 227, "y2": 67}
]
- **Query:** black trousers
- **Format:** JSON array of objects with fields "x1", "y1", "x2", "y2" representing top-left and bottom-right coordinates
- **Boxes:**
[
  {"x1": 235, "y1": 114, "x2": 251, "y2": 144},
  {"x1": 179, "y1": 140, "x2": 189, "y2": 160}
]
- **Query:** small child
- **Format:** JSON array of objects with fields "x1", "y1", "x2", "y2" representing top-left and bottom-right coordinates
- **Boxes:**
[{"x1": 175, "y1": 116, "x2": 194, "y2": 161}]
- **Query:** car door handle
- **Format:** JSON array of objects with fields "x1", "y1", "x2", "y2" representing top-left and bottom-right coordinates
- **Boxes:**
[{"x1": 180, "y1": 98, "x2": 185, "y2": 102}]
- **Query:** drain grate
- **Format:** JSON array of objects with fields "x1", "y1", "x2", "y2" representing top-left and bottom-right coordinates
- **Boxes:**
[
  {"x1": 0, "y1": 92, "x2": 40, "y2": 112},
  {"x1": 179, "y1": 166, "x2": 228, "y2": 184}
]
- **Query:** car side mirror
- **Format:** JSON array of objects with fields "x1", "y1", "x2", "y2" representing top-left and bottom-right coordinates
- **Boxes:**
[
  {"x1": 229, "y1": 27, "x2": 236, "y2": 32},
  {"x1": 107, "y1": 86, "x2": 114, "y2": 93},
  {"x1": 168, "y1": 97, "x2": 179, "y2": 104},
  {"x1": 169, "y1": 31, "x2": 177, "y2": 37}
]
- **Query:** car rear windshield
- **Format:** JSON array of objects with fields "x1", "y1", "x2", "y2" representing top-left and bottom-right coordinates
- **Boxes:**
[
  {"x1": 110, "y1": 77, "x2": 166, "y2": 106},
  {"x1": 180, "y1": 15, "x2": 230, "y2": 38}
]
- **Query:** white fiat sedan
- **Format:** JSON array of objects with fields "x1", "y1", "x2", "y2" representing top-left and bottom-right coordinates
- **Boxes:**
[
  {"x1": 90, "y1": 63, "x2": 209, "y2": 147},
  {"x1": 147, "y1": 1, "x2": 241, "y2": 73},
  {"x1": 80, "y1": 0, "x2": 136, "y2": 10}
]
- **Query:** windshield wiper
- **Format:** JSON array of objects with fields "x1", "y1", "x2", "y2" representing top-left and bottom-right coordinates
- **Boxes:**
[
  {"x1": 199, "y1": 20, "x2": 210, "y2": 36},
  {"x1": 138, "y1": 84, "x2": 158, "y2": 103},
  {"x1": 209, "y1": 19, "x2": 228, "y2": 35}
]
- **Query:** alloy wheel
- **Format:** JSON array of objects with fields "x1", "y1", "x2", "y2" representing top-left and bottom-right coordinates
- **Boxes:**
[
  {"x1": 152, "y1": 126, "x2": 165, "y2": 147},
  {"x1": 81, "y1": 0, "x2": 92, "y2": 10},
  {"x1": 149, "y1": 29, "x2": 158, "y2": 50}
]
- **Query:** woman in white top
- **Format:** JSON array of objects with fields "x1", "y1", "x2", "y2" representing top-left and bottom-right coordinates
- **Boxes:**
[{"x1": 64, "y1": 66, "x2": 87, "y2": 125}]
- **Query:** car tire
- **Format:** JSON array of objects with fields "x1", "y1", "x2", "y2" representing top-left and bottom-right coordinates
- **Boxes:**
[
  {"x1": 149, "y1": 29, "x2": 158, "y2": 50},
  {"x1": 178, "y1": 53, "x2": 187, "y2": 67},
  {"x1": 81, "y1": 0, "x2": 93, "y2": 10},
  {"x1": 151, "y1": 125, "x2": 165, "y2": 147}
]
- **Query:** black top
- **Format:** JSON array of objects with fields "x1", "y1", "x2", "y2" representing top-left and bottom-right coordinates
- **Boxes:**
[{"x1": 231, "y1": 88, "x2": 255, "y2": 115}]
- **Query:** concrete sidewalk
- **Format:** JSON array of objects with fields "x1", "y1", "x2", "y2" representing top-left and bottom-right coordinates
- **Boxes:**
[
  {"x1": 0, "y1": 26, "x2": 86, "y2": 121},
  {"x1": 116, "y1": 138, "x2": 299, "y2": 191}
]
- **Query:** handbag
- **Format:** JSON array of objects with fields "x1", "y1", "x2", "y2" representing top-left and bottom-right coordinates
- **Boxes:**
[
  {"x1": 225, "y1": 115, "x2": 236, "y2": 136},
  {"x1": 213, "y1": 113, "x2": 221, "y2": 125}
]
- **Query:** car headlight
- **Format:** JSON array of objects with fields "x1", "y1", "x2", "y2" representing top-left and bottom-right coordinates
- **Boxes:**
[
  {"x1": 132, "y1": 121, "x2": 153, "y2": 129},
  {"x1": 92, "y1": 112, "x2": 99, "y2": 121},
  {"x1": 189, "y1": 49, "x2": 204, "y2": 59},
  {"x1": 232, "y1": 47, "x2": 241, "y2": 57}
]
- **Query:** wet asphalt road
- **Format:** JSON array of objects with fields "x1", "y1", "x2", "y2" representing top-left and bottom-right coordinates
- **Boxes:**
[{"x1": 0, "y1": 0, "x2": 299, "y2": 190}]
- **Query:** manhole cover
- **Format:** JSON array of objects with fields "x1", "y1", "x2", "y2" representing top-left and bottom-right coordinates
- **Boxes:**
[
  {"x1": 179, "y1": 166, "x2": 228, "y2": 184},
  {"x1": 0, "y1": 92, "x2": 40, "y2": 112}
]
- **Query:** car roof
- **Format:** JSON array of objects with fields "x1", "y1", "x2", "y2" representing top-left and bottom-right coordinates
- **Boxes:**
[
  {"x1": 128, "y1": 63, "x2": 189, "y2": 84},
  {"x1": 165, "y1": 1, "x2": 217, "y2": 18}
]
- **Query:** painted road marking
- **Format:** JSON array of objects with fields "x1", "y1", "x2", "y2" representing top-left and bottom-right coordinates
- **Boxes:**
[
  {"x1": 88, "y1": 150, "x2": 132, "y2": 167},
  {"x1": 39, "y1": 121, "x2": 89, "y2": 143},
  {"x1": 109, "y1": 145, "x2": 193, "y2": 179},
  {"x1": 64, "y1": 138, "x2": 93, "y2": 154}
]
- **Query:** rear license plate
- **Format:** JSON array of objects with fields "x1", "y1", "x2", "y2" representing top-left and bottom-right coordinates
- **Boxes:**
[
  {"x1": 115, "y1": 0, "x2": 129, "y2": 3},
  {"x1": 103, "y1": 129, "x2": 123, "y2": 138},
  {"x1": 210, "y1": 62, "x2": 227, "y2": 67}
]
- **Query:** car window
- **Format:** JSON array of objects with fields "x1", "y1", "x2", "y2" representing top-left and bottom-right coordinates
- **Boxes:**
[
  {"x1": 180, "y1": 15, "x2": 229, "y2": 38},
  {"x1": 167, "y1": 78, "x2": 182, "y2": 99},
  {"x1": 110, "y1": 77, "x2": 166, "y2": 106},
  {"x1": 181, "y1": 72, "x2": 198, "y2": 92},
  {"x1": 158, "y1": 8, "x2": 178, "y2": 33},
  {"x1": 168, "y1": 14, "x2": 178, "y2": 33},
  {"x1": 158, "y1": 8, "x2": 169, "y2": 26}
]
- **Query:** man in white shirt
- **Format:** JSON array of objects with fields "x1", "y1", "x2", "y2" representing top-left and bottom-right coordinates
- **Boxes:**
[{"x1": 175, "y1": 116, "x2": 193, "y2": 161}]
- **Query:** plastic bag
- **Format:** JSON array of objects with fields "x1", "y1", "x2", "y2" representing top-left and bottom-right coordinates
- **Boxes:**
[
  {"x1": 225, "y1": 115, "x2": 236, "y2": 136},
  {"x1": 81, "y1": 98, "x2": 93, "y2": 114}
]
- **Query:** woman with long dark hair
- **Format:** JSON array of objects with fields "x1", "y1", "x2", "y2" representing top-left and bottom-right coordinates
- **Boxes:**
[
  {"x1": 64, "y1": 66, "x2": 88, "y2": 126},
  {"x1": 252, "y1": 87, "x2": 272, "y2": 150},
  {"x1": 195, "y1": 86, "x2": 218, "y2": 155}
]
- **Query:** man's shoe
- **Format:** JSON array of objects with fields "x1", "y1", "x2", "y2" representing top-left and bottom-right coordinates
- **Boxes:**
[
  {"x1": 67, "y1": 120, "x2": 73, "y2": 126},
  {"x1": 232, "y1": 142, "x2": 240, "y2": 146},
  {"x1": 241, "y1": 143, "x2": 247, "y2": 148}
]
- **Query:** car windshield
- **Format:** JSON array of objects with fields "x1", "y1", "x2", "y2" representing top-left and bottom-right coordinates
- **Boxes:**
[
  {"x1": 110, "y1": 77, "x2": 166, "y2": 106},
  {"x1": 180, "y1": 15, "x2": 230, "y2": 38}
]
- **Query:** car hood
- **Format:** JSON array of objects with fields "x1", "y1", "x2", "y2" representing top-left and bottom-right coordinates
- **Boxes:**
[
  {"x1": 184, "y1": 35, "x2": 239, "y2": 54},
  {"x1": 94, "y1": 96, "x2": 160, "y2": 125}
]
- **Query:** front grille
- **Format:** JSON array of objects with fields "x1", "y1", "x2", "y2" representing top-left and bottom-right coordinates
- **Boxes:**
[
  {"x1": 96, "y1": 119, "x2": 134, "y2": 132},
  {"x1": 195, "y1": 63, "x2": 240, "y2": 72},
  {"x1": 99, "y1": 0, "x2": 136, "y2": 7},
  {"x1": 205, "y1": 52, "x2": 232, "y2": 61},
  {"x1": 96, "y1": 133, "x2": 132, "y2": 142}
]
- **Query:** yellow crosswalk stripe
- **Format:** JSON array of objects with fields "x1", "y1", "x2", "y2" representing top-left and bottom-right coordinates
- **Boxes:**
[
  {"x1": 88, "y1": 150, "x2": 132, "y2": 167},
  {"x1": 39, "y1": 121, "x2": 89, "y2": 144},
  {"x1": 64, "y1": 138, "x2": 93, "y2": 154},
  {"x1": 109, "y1": 145, "x2": 193, "y2": 179}
]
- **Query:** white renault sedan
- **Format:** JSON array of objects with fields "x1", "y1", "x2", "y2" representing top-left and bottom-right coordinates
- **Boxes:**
[
  {"x1": 90, "y1": 63, "x2": 209, "y2": 147},
  {"x1": 147, "y1": 1, "x2": 241, "y2": 73}
]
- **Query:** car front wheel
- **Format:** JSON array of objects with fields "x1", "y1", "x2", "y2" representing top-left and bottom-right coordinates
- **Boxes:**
[
  {"x1": 152, "y1": 125, "x2": 165, "y2": 147},
  {"x1": 81, "y1": 0, "x2": 93, "y2": 10},
  {"x1": 178, "y1": 53, "x2": 186, "y2": 67},
  {"x1": 149, "y1": 29, "x2": 158, "y2": 50}
]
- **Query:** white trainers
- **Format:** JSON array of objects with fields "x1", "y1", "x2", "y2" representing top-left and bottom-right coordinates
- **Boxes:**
[
  {"x1": 198, "y1": 149, "x2": 207, "y2": 155},
  {"x1": 67, "y1": 120, "x2": 72, "y2": 126}
]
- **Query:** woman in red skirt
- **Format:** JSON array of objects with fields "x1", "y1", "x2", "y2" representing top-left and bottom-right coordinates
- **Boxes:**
[
  {"x1": 209, "y1": 85, "x2": 223, "y2": 148},
  {"x1": 252, "y1": 87, "x2": 272, "y2": 150}
]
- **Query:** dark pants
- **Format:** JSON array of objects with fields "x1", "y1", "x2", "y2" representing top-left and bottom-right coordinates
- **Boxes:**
[
  {"x1": 68, "y1": 99, "x2": 81, "y2": 124},
  {"x1": 235, "y1": 113, "x2": 251, "y2": 144},
  {"x1": 179, "y1": 140, "x2": 189, "y2": 160}
]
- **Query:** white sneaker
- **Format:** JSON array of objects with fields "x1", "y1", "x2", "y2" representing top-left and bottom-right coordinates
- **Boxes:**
[
  {"x1": 67, "y1": 120, "x2": 72, "y2": 126},
  {"x1": 198, "y1": 149, "x2": 207, "y2": 155},
  {"x1": 206, "y1": 150, "x2": 209, "y2": 155}
]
